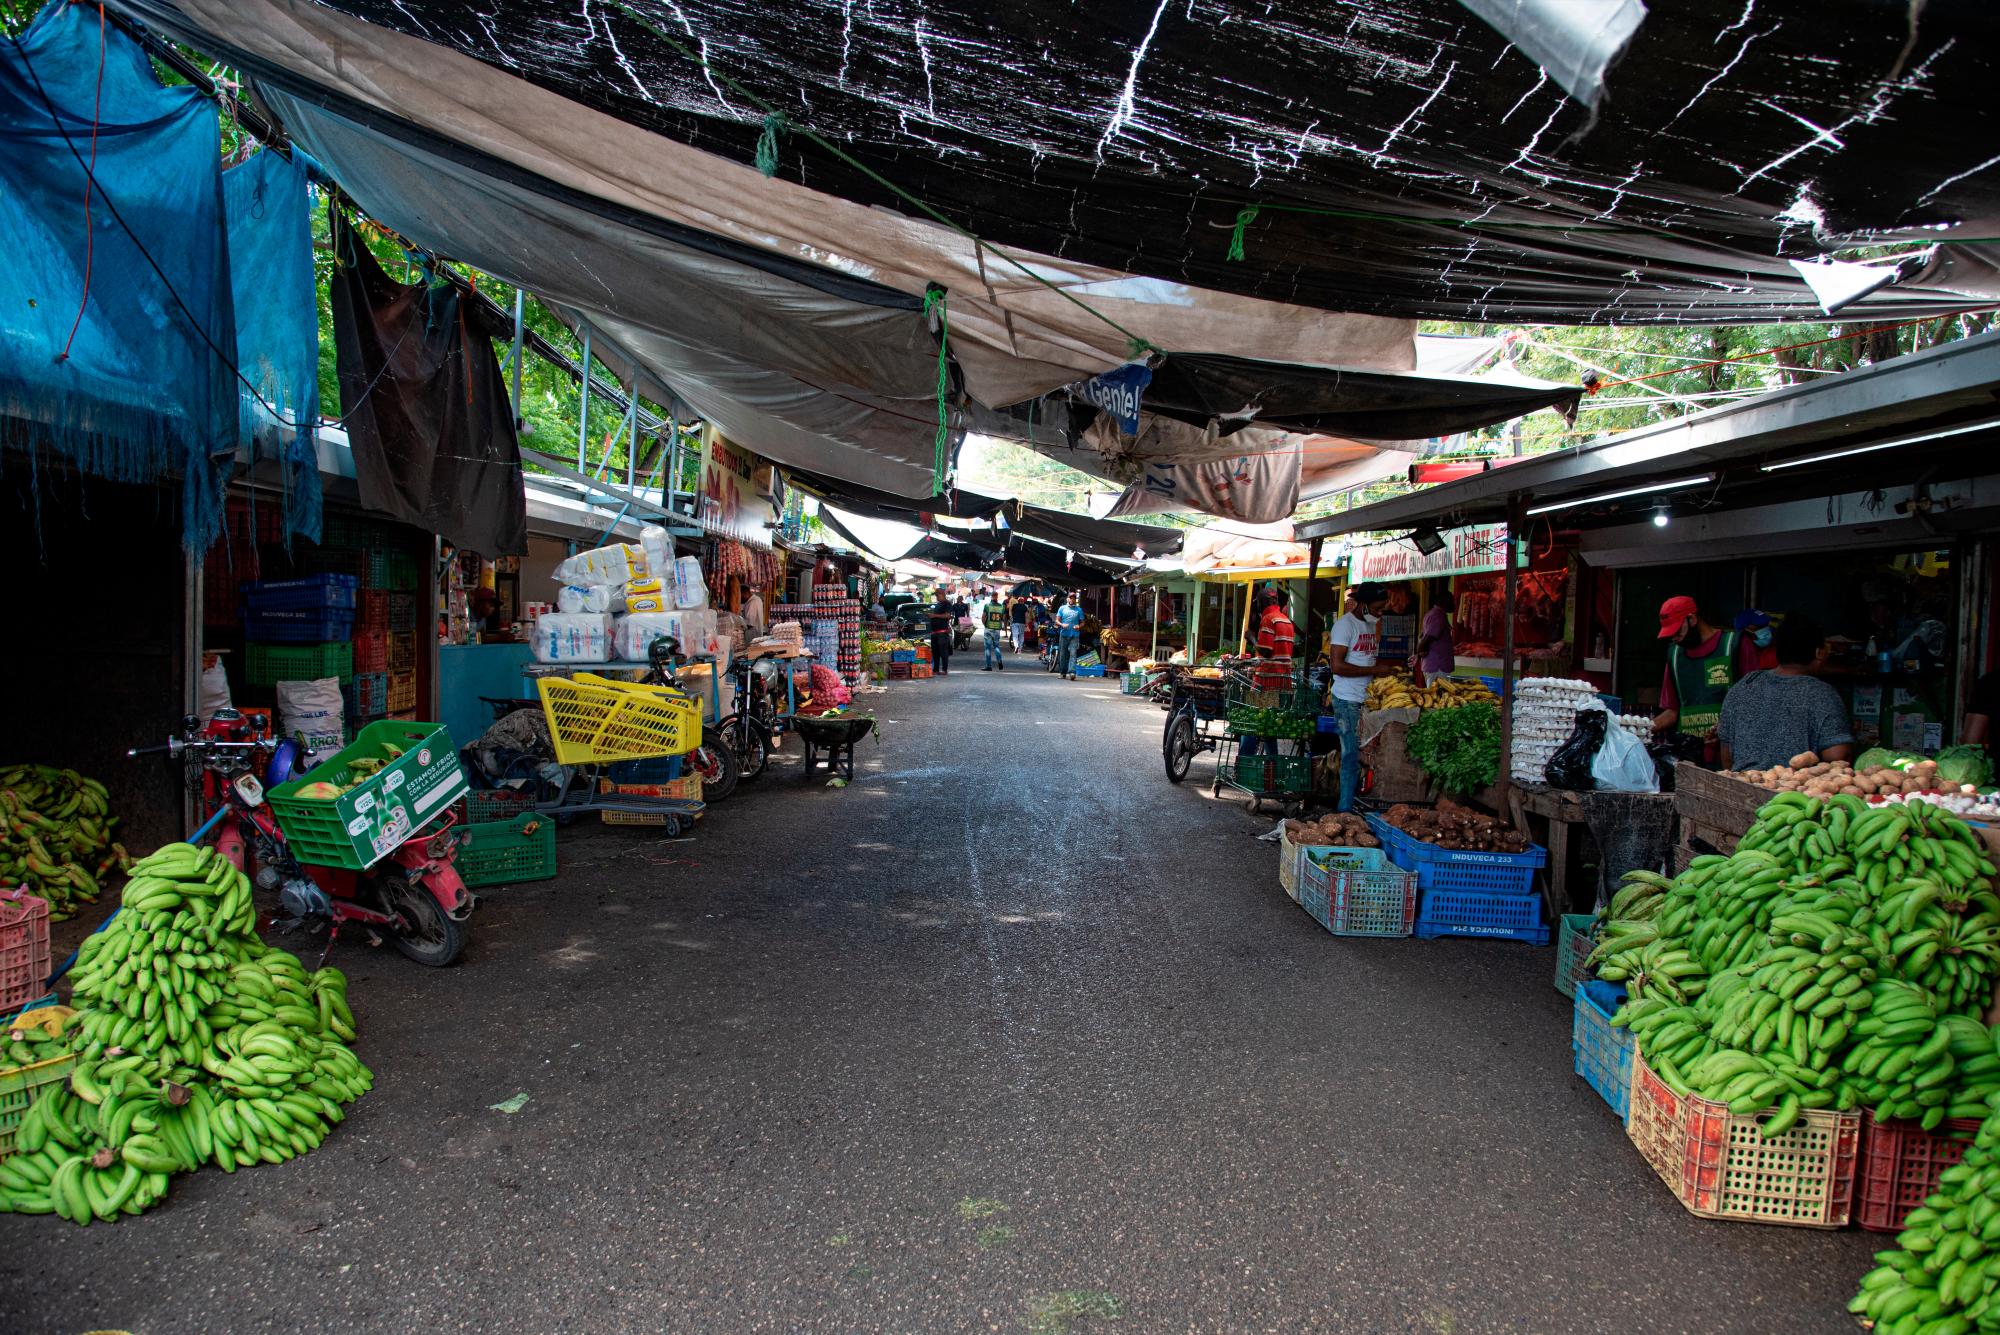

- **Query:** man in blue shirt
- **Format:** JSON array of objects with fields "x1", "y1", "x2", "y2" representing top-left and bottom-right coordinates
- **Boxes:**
[{"x1": 1054, "y1": 592, "x2": 1085, "y2": 679}]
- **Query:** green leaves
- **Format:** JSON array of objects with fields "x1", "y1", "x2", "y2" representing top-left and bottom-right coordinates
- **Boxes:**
[{"x1": 1406, "y1": 701, "x2": 1501, "y2": 793}]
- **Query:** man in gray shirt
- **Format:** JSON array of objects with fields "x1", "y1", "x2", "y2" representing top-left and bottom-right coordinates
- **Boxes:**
[{"x1": 1718, "y1": 614, "x2": 1855, "y2": 771}]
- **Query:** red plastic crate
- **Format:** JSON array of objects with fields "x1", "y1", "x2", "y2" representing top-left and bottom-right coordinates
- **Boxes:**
[
  {"x1": 1856, "y1": 1112, "x2": 1982, "y2": 1234},
  {"x1": 1627, "y1": 1053, "x2": 1859, "y2": 1228},
  {"x1": 0, "y1": 891, "x2": 52, "y2": 1015},
  {"x1": 353, "y1": 631, "x2": 389, "y2": 674},
  {"x1": 355, "y1": 590, "x2": 391, "y2": 634}
]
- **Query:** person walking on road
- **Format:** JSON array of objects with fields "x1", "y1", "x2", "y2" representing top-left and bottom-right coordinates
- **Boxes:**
[
  {"x1": 981, "y1": 594, "x2": 1008, "y2": 670},
  {"x1": 1009, "y1": 593, "x2": 1029, "y2": 654},
  {"x1": 1054, "y1": 592, "x2": 1085, "y2": 679},
  {"x1": 1327, "y1": 582, "x2": 1397, "y2": 812},
  {"x1": 928, "y1": 590, "x2": 956, "y2": 676}
]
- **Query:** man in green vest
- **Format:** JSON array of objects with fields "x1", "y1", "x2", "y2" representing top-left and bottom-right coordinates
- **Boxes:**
[
  {"x1": 1650, "y1": 595, "x2": 1751, "y2": 747},
  {"x1": 980, "y1": 592, "x2": 1008, "y2": 670}
]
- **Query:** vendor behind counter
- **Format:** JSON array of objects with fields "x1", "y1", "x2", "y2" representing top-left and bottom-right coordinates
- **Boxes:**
[
  {"x1": 1717, "y1": 615, "x2": 1856, "y2": 772},
  {"x1": 1651, "y1": 595, "x2": 1761, "y2": 751}
]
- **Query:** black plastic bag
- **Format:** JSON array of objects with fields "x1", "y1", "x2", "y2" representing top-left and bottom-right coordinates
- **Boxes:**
[{"x1": 1545, "y1": 710, "x2": 1608, "y2": 790}]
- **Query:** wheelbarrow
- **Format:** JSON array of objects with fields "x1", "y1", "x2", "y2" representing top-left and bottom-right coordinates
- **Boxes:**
[{"x1": 792, "y1": 713, "x2": 876, "y2": 781}]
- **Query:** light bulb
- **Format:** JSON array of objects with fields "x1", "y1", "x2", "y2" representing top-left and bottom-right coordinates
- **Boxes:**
[{"x1": 1651, "y1": 509, "x2": 1669, "y2": 528}]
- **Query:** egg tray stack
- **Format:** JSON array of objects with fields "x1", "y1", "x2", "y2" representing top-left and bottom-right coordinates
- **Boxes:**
[
  {"x1": 1509, "y1": 677, "x2": 1606, "y2": 783},
  {"x1": 811, "y1": 588, "x2": 864, "y2": 686}
]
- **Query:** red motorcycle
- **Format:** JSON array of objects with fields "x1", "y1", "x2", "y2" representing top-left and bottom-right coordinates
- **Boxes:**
[{"x1": 130, "y1": 710, "x2": 474, "y2": 966}]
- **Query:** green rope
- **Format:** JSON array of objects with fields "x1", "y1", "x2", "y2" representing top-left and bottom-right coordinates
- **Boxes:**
[
  {"x1": 607, "y1": 1, "x2": 1162, "y2": 358},
  {"x1": 922, "y1": 286, "x2": 951, "y2": 495},
  {"x1": 754, "y1": 111, "x2": 785, "y2": 178},
  {"x1": 1226, "y1": 205, "x2": 1259, "y2": 262}
]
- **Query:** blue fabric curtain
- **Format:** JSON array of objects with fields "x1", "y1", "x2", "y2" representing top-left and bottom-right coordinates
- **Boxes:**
[
  {"x1": 224, "y1": 150, "x2": 322, "y2": 545},
  {"x1": 0, "y1": 3, "x2": 234, "y2": 549}
]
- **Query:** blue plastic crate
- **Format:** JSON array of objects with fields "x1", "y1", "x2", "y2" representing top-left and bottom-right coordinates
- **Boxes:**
[
  {"x1": 1317, "y1": 714, "x2": 1340, "y2": 733},
  {"x1": 243, "y1": 608, "x2": 358, "y2": 643},
  {"x1": 1365, "y1": 812, "x2": 1546, "y2": 897},
  {"x1": 1476, "y1": 674, "x2": 1507, "y2": 697},
  {"x1": 1414, "y1": 886, "x2": 1550, "y2": 944},
  {"x1": 1298, "y1": 845, "x2": 1416, "y2": 938},
  {"x1": 890, "y1": 650, "x2": 915, "y2": 663},
  {"x1": 241, "y1": 574, "x2": 359, "y2": 611},
  {"x1": 607, "y1": 755, "x2": 684, "y2": 784},
  {"x1": 1573, "y1": 979, "x2": 1633, "y2": 1121},
  {"x1": 1073, "y1": 664, "x2": 1106, "y2": 678}
]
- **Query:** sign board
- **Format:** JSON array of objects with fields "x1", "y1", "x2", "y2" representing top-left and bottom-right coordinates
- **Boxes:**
[
  {"x1": 699, "y1": 432, "x2": 779, "y2": 549},
  {"x1": 1346, "y1": 522, "x2": 1518, "y2": 583},
  {"x1": 1072, "y1": 362, "x2": 1152, "y2": 435}
]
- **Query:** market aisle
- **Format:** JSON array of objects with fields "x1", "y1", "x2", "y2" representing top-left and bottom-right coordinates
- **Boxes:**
[{"x1": 2, "y1": 660, "x2": 1873, "y2": 1333}]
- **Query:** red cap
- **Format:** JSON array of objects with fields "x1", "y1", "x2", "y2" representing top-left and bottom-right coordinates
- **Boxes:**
[{"x1": 1657, "y1": 595, "x2": 1698, "y2": 639}]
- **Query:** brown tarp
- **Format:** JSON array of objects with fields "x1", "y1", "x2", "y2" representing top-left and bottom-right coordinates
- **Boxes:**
[{"x1": 328, "y1": 212, "x2": 526, "y2": 555}]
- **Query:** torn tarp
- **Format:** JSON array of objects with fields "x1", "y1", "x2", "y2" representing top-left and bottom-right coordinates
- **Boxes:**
[{"x1": 328, "y1": 213, "x2": 526, "y2": 555}]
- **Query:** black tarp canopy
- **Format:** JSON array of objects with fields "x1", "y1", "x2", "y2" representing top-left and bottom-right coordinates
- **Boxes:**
[
  {"x1": 788, "y1": 467, "x2": 1184, "y2": 559},
  {"x1": 280, "y1": 0, "x2": 1997, "y2": 323}
]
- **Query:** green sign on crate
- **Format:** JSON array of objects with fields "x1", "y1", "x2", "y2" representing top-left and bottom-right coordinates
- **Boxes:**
[{"x1": 266, "y1": 721, "x2": 467, "y2": 869}]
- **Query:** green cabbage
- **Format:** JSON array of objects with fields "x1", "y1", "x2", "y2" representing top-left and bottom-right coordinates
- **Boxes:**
[
  {"x1": 1934, "y1": 744, "x2": 1993, "y2": 789},
  {"x1": 1854, "y1": 747, "x2": 1901, "y2": 773}
]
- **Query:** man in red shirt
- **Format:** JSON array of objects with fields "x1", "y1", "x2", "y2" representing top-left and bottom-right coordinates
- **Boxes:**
[
  {"x1": 1652, "y1": 595, "x2": 1760, "y2": 749},
  {"x1": 1241, "y1": 591, "x2": 1297, "y2": 757}
]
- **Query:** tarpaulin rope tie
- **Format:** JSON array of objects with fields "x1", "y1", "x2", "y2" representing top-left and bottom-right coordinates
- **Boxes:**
[
  {"x1": 606, "y1": 1, "x2": 1162, "y2": 360},
  {"x1": 1226, "y1": 205, "x2": 1259, "y2": 262},
  {"x1": 923, "y1": 285, "x2": 950, "y2": 495},
  {"x1": 56, "y1": 4, "x2": 107, "y2": 364},
  {"x1": 755, "y1": 111, "x2": 786, "y2": 178}
]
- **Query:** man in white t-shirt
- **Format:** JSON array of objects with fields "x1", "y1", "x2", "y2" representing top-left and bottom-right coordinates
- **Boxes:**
[{"x1": 1327, "y1": 582, "x2": 1396, "y2": 812}]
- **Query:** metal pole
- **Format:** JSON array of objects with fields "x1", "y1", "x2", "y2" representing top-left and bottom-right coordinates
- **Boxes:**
[
  {"x1": 576, "y1": 324, "x2": 591, "y2": 473},
  {"x1": 665, "y1": 414, "x2": 682, "y2": 514},
  {"x1": 625, "y1": 394, "x2": 639, "y2": 491},
  {"x1": 1499, "y1": 497, "x2": 1522, "y2": 817},
  {"x1": 508, "y1": 290, "x2": 524, "y2": 428}
]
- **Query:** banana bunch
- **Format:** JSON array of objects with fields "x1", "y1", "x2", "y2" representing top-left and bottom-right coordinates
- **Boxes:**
[
  {"x1": 1595, "y1": 936, "x2": 1705, "y2": 1004},
  {"x1": 1700, "y1": 939, "x2": 1875, "y2": 1069},
  {"x1": 1363, "y1": 673, "x2": 1493, "y2": 712},
  {"x1": 1849, "y1": 803, "x2": 2000, "y2": 1015},
  {"x1": 1851, "y1": 1098, "x2": 2000, "y2": 1333},
  {"x1": 1607, "y1": 870, "x2": 1671, "y2": 922},
  {"x1": 0, "y1": 763, "x2": 129, "y2": 921},
  {"x1": 1837, "y1": 982, "x2": 2000, "y2": 1129},
  {"x1": 0, "y1": 843, "x2": 371, "y2": 1224},
  {"x1": 1611, "y1": 997, "x2": 1709, "y2": 1088}
]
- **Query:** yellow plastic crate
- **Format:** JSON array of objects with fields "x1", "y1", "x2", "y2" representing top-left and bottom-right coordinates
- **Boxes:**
[
  {"x1": 0, "y1": 1006, "x2": 75, "y2": 1162},
  {"x1": 537, "y1": 673, "x2": 700, "y2": 764}
]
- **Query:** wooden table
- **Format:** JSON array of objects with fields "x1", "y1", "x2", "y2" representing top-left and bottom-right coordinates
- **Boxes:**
[{"x1": 1508, "y1": 783, "x2": 1677, "y2": 924}]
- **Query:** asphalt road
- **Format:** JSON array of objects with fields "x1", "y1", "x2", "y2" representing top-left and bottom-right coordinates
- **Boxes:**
[{"x1": 2, "y1": 655, "x2": 1876, "y2": 1333}]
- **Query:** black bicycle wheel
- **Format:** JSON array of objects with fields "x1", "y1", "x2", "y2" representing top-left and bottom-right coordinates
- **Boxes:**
[
  {"x1": 687, "y1": 727, "x2": 741, "y2": 804},
  {"x1": 721, "y1": 713, "x2": 771, "y2": 784},
  {"x1": 1163, "y1": 709, "x2": 1196, "y2": 784}
]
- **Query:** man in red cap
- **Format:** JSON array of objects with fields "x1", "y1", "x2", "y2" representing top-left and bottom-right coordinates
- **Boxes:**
[{"x1": 1650, "y1": 595, "x2": 1753, "y2": 748}]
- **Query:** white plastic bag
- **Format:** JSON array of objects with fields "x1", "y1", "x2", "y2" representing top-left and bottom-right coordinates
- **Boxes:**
[
  {"x1": 276, "y1": 677, "x2": 345, "y2": 754},
  {"x1": 557, "y1": 583, "x2": 615, "y2": 614},
  {"x1": 532, "y1": 612, "x2": 611, "y2": 664},
  {"x1": 612, "y1": 612, "x2": 684, "y2": 663},
  {"x1": 673, "y1": 555, "x2": 708, "y2": 609},
  {"x1": 639, "y1": 525, "x2": 670, "y2": 582},
  {"x1": 1591, "y1": 713, "x2": 1660, "y2": 793},
  {"x1": 198, "y1": 657, "x2": 233, "y2": 724},
  {"x1": 553, "y1": 543, "x2": 647, "y2": 588}
]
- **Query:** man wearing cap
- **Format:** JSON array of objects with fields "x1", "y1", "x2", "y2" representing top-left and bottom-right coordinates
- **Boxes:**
[
  {"x1": 1327, "y1": 582, "x2": 1399, "y2": 812},
  {"x1": 1651, "y1": 596, "x2": 1757, "y2": 747},
  {"x1": 1735, "y1": 609, "x2": 1778, "y2": 672}
]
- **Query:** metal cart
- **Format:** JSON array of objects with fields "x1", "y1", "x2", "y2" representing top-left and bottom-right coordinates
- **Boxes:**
[
  {"x1": 523, "y1": 670, "x2": 707, "y2": 833},
  {"x1": 1214, "y1": 668, "x2": 1318, "y2": 815},
  {"x1": 1160, "y1": 666, "x2": 1231, "y2": 785}
]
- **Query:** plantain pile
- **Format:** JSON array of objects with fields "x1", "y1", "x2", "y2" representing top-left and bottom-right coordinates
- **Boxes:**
[
  {"x1": 1590, "y1": 792, "x2": 2000, "y2": 1152},
  {"x1": 1364, "y1": 672, "x2": 1493, "y2": 712},
  {"x1": 1851, "y1": 1094, "x2": 2000, "y2": 1334},
  {"x1": 0, "y1": 842, "x2": 371, "y2": 1223},
  {"x1": 0, "y1": 764, "x2": 131, "y2": 920}
]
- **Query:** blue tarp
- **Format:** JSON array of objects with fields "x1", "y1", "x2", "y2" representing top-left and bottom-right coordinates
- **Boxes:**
[
  {"x1": 0, "y1": 4, "x2": 320, "y2": 551},
  {"x1": 224, "y1": 150, "x2": 321, "y2": 545}
]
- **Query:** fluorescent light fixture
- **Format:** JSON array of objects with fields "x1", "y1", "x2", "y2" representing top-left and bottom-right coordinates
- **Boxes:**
[
  {"x1": 1759, "y1": 416, "x2": 2000, "y2": 472},
  {"x1": 1525, "y1": 473, "x2": 1716, "y2": 517}
]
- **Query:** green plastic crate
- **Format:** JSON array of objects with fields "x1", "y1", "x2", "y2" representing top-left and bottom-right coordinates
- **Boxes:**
[
  {"x1": 246, "y1": 640, "x2": 354, "y2": 685},
  {"x1": 1555, "y1": 912, "x2": 1598, "y2": 999},
  {"x1": 1232, "y1": 753, "x2": 1310, "y2": 794},
  {"x1": 457, "y1": 812, "x2": 558, "y2": 888},
  {"x1": 266, "y1": 721, "x2": 468, "y2": 869}
]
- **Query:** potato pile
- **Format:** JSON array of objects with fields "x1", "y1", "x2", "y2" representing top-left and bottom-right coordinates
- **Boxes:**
[
  {"x1": 1723, "y1": 751, "x2": 1950, "y2": 800},
  {"x1": 1282, "y1": 812, "x2": 1379, "y2": 849},
  {"x1": 1382, "y1": 798, "x2": 1531, "y2": 852}
]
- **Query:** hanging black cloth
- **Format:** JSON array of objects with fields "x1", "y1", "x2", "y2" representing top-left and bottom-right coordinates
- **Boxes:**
[{"x1": 328, "y1": 211, "x2": 526, "y2": 555}]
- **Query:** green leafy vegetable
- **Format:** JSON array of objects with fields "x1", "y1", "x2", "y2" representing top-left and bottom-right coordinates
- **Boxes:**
[
  {"x1": 1935, "y1": 743, "x2": 1993, "y2": 788},
  {"x1": 1405, "y1": 701, "x2": 1501, "y2": 793}
]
